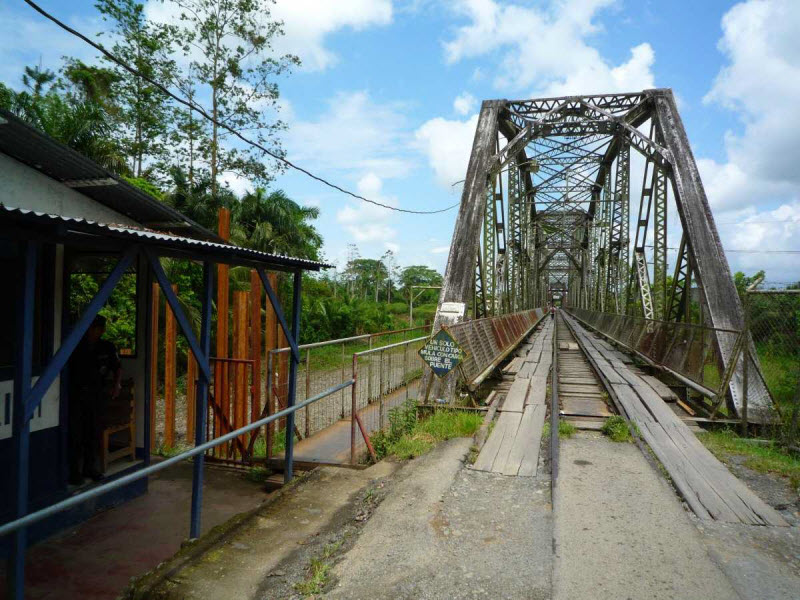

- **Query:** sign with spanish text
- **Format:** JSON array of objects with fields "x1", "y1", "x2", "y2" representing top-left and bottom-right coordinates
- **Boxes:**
[{"x1": 419, "y1": 328, "x2": 466, "y2": 378}]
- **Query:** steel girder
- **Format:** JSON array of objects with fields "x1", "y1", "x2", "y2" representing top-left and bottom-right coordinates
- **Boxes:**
[{"x1": 429, "y1": 90, "x2": 774, "y2": 418}]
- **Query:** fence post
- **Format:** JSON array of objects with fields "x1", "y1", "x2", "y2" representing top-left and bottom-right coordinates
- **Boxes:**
[
  {"x1": 164, "y1": 283, "x2": 177, "y2": 449},
  {"x1": 305, "y1": 348, "x2": 311, "y2": 438},
  {"x1": 149, "y1": 282, "x2": 159, "y2": 451},
  {"x1": 250, "y1": 270, "x2": 262, "y2": 443},
  {"x1": 379, "y1": 349, "x2": 386, "y2": 429},
  {"x1": 266, "y1": 351, "x2": 274, "y2": 458},
  {"x1": 351, "y1": 353, "x2": 358, "y2": 464},
  {"x1": 340, "y1": 342, "x2": 346, "y2": 418},
  {"x1": 404, "y1": 339, "x2": 409, "y2": 402},
  {"x1": 740, "y1": 295, "x2": 750, "y2": 436},
  {"x1": 187, "y1": 352, "x2": 196, "y2": 442}
]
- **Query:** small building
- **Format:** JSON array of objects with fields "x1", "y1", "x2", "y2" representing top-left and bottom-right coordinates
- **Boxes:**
[{"x1": 0, "y1": 109, "x2": 325, "y2": 594}]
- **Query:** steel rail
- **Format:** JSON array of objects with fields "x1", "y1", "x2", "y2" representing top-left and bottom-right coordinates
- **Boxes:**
[{"x1": 0, "y1": 379, "x2": 354, "y2": 538}]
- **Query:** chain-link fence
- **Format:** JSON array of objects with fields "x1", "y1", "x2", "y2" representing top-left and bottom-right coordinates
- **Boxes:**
[
  {"x1": 745, "y1": 287, "x2": 800, "y2": 445},
  {"x1": 266, "y1": 326, "x2": 426, "y2": 456},
  {"x1": 350, "y1": 336, "x2": 429, "y2": 461}
]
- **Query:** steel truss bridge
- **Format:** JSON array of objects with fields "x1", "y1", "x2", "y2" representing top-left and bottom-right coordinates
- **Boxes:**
[{"x1": 431, "y1": 88, "x2": 774, "y2": 419}]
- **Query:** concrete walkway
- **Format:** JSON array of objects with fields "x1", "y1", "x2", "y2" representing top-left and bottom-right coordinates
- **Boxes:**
[
  {"x1": 554, "y1": 432, "x2": 740, "y2": 600},
  {"x1": 329, "y1": 439, "x2": 553, "y2": 600}
]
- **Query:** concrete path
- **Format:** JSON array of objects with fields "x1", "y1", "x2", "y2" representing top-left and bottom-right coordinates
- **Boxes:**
[
  {"x1": 554, "y1": 432, "x2": 740, "y2": 600},
  {"x1": 329, "y1": 439, "x2": 553, "y2": 600}
]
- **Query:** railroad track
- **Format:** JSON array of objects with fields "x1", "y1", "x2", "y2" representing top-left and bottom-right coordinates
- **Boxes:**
[{"x1": 553, "y1": 311, "x2": 615, "y2": 430}]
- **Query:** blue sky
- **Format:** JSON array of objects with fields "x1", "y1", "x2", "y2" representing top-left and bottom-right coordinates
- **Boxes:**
[{"x1": 2, "y1": 0, "x2": 799, "y2": 281}]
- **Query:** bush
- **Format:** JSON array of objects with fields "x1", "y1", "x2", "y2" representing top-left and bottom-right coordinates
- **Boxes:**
[{"x1": 601, "y1": 415, "x2": 632, "y2": 442}]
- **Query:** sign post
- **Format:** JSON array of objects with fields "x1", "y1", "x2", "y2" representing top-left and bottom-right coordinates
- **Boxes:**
[{"x1": 419, "y1": 328, "x2": 467, "y2": 404}]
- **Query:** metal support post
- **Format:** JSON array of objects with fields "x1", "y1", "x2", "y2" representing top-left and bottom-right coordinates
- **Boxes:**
[
  {"x1": 190, "y1": 262, "x2": 214, "y2": 539},
  {"x1": 284, "y1": 270, "x2": 302, "y2": 483},
  {"x1": 8, "y1": 241, "x2": 37, "y2": 600}
]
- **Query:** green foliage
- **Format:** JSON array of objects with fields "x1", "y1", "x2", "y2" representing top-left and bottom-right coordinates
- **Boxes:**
[
  {"x1": 698, "y1": 429, "x2": 800, "y2": 491},
  {"x1": 293, "y1": 557, "x2": 331, "y2": 596},
  {"x1": 69, "y1": 271, "x2": 138, "y2": 352},
  {"x1": 601, "y1": 415, "x2": 632, "y2": 443},
  {"x1": 371, "y1": 402, "x2": 483, "y2": 461},
  {"x1": 543, "y1": 420, "x2": 577, "y2": 440}
]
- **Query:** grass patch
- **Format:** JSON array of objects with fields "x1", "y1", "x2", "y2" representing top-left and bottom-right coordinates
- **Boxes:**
[
  {"x1": 293, "y1": 558, "x2": 330, "y2": 596},
  {"x1": 370, "y1": 399, "x2": 483, "y2": 460},
  {"x1": 698, "y1": 429, "x2": 800, "y2": 491},
  {"x1": 251, "y1": 429, "x2": 299, "y2": 457},
  {"x1": 601, "y1": 415, "x2": 632, "y2": 443},
  {"x1": 542, "y1": 420, "x2": 576, "y2": 439}
]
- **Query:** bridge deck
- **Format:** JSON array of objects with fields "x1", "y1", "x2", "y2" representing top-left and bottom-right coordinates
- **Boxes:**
[
  {"x1": 563, "y1": 312, "x2": 787, "y2": 527},
  {"x1": 473, "y1": 319, "x2": 552, "y2": 476}
]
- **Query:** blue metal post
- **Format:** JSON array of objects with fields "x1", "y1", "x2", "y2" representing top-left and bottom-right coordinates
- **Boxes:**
[
  {"x1": 8, "y1": 241, "x2": 37, "y2": 600},
  {"x1": 143, "y1": 263, "x2": 153, "y2": 466},
  {"x1": 284, "y1": 270, "x2": 302, "y2": 483},
  {"x1": 190, "y1": 262, "x2": 213, "y2": 539}
]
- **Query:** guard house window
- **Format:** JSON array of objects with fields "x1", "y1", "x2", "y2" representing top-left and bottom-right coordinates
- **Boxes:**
[
  {"x1": 0, "y1": 241, "x2": 55, "y2": 379},
  {"x1": 67, "y1": 254, "x2": 138, "y2": 356}
]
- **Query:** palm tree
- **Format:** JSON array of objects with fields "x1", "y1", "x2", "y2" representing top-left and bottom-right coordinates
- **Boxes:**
[{"x1": 231, "y1": 188, "x2": 322, "y2": 260}]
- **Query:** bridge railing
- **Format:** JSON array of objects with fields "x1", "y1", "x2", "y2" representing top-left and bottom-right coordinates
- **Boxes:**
[
  {"x1": 566, "y1": 307, "x2": 742, "y2": 402},
  {"x1": 267, "y1": 326, "x2": 427, "y2": 452},
  {"x1": 446, "y1": 308, "x2": 548, "y2": 388},
  {"x1": 350, "y1": 336, "x2": 429, "y2": 462}
]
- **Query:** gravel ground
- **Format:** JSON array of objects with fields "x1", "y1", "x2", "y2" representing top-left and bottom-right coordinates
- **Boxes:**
[
  {"x1": 328, "y1": 438, "x2": 553, "y2": 600},
  {"x1": 555, "y1": 432, "x2": 739, "y2": 600}
]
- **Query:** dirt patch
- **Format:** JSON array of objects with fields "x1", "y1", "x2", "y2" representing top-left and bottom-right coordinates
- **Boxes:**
[
  {"x1": 256, "y1": 475, "x2": 394, "y2": 599},
  {"x1": 723, "y1": 455, "x2": 800, "y2": 525}
]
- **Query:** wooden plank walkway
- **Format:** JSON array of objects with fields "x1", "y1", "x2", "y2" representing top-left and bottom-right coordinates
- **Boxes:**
[
  {"x1": 474, "y1": 319, "x2": 551, "y2": 476},
  {"x1": 563, "y1": 312, "x2": 787, "y2": 527}
]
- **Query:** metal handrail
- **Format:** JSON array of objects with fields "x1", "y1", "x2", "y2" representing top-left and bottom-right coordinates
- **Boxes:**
[
  {"x1": 271, "y1": 326, "x2": 428, "y2": 353},
  {"x1": 355, "y1": 335, "x2": 429, "y2": 357},
  {"x1": 0, "y1": 379, "x2": 354, "y2": 538}
]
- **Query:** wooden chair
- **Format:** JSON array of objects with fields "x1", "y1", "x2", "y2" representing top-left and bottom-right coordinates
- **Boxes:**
[{"x1": 101, "y1": 379, "x2": 136, "y2": 472}]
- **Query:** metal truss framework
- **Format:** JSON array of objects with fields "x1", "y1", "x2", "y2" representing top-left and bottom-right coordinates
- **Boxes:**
[{"x1": 432, "y1": 88, "x2": 773, "y2": 418}]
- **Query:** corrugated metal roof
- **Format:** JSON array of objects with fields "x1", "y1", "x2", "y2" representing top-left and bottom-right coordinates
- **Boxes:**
[
  {"x1": 0, "y1": 205, "x2": 331, "y2": 271},
  {"x1": 0, "y1": 109, "x2": 221, "y2": 242}
]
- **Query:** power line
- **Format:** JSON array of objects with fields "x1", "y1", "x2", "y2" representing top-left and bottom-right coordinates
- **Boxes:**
[{"x1": 23, "y1": 0, "x2": 460, "y2": 216}]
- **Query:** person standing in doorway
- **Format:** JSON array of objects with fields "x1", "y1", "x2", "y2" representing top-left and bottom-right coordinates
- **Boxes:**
[{"x1": 68, "y1": 315, "x2": 121, "y2": 484}]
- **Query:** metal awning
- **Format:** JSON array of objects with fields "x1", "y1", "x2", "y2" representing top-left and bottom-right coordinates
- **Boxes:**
[
  {"x1": 0, "y1": 109, "x2": 220, "y2": 241},
  {"x1": 0, "y1": 205, "x2": 330, "y2": 272}
]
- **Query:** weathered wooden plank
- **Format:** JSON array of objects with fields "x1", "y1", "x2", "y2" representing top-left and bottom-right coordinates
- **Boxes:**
[
  {"x1": 526, "y1": 375, "x2": 548, "y2": 406},
  {"x1": 473, "y1": 410, "x2": 509, "y2": 471},
  {"x1": 640, "y1": 374, "x2": 678, "y2": 401},
  {"x1": 503, "y1": 378, "x2": 530, "y2": 412},
  {"x1": 519, "y1": 404, "x2": 547, "y2": 477},
  {"x1": 560, "y1": 397, "x2": 612, "y2": 417},
  {"x1": 492, "y1": 411, "x2": 523, "y2": 474}
]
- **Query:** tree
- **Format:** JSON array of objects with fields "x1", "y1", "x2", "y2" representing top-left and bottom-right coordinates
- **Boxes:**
[
  {"x1": 1, "y1": 62, "x2": 128, "y2": 174},
  {"x1": 399, "y1": 265, "x2": 442, "y2": 303},
  {"x1": 167, "y1": 0, "x2": 299, "y2": 194},
  {"x1": 231, "y1": 188, "x2": 322, "y2": 260},
  {"x1": 96, "y1": 0, "x2": 176, "y2": 178}
]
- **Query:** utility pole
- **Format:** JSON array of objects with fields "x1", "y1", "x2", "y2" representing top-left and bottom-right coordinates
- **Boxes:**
[{"x1": 409, "y1": 286, "x2": 441, "y2": 326}]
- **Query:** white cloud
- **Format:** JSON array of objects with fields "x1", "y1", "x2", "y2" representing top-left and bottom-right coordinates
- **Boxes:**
[
  {"x1": 698, "y1": 1, "x2": 800, "y2": 279},
  {"x1": 288, "y1": 91, "x2": 413, "y2": 179},
  {"x1": 336, "y1": 173, "x2": 398, "y2": 242},
  {"x1": 414, "y1": 114, "x2": 479, "y2": 187},
  {"x1": 271, "y1": 0, "x2": 393, "y2": 71},
  {"x1": 442, "y1": 0, "x2": 655, "y2": 95},
  {"x1": 453, "y1": 92, "x2": 476, "y2": 115},
  {"x1": 431, "y1": 246, "x2": 450, "y2": 254},
  {"x1": 384, "y1": 242, "x2": 401, "y2": 253},
  {"x1": 703, "y1": 0, "x2": 800, "y2": 192}
]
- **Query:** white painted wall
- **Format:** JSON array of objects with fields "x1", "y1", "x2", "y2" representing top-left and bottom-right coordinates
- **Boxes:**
[
  {"x1": 0, "y1": 153, "x2": 137, "y2": 225},
  {"x1": 0, "y1": 155, "x2": 147, "y2": 446}
]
